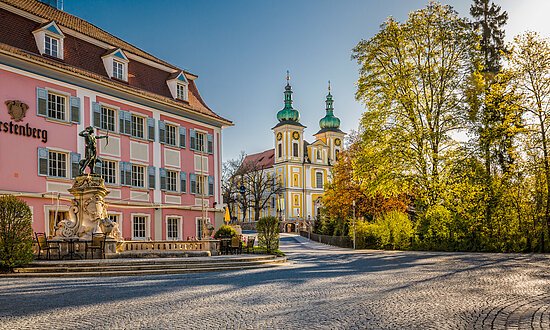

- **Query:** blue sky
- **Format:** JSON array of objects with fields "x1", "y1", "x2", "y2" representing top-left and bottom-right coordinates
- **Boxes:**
[{"x1": 65, "y1": 0, "x2": 550, "y2": 161}]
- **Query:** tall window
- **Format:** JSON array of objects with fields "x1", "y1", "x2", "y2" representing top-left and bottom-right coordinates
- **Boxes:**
[
  {"x1": 100, "y1": 106, "x2": 116, "y2": 132},
  {"x1": 316, "y1": 171, "x2": 324, "y2": 189},
  {"x1": 196, "y1": 218, "x2": 203, "y2": 238},
  {"x1": 131, "y1": 165, "x2": 145, "y2": 188},
  {"x1": 44, "y1": 35, "x2": 59, "y2": 58},
  {"x1": 133, "y1": 216, "x2": 146, "y2": 240},
  {"x1": 317, "y1": 149, "x2": 322, "y2": 160},
  {"x1": 176, "y1": 83, "x2": 187, "y2": 100},
  {"x1": 48, "y1": 150, "x2": 67, "y2": 178},
  {"x1": 335, "y1": 149, "x2": 340, "y2": 161},
  {"x1": 101, "y1": 160, "x2": 117, "y2": 184},
  {"x1": 196, "y1": 132, "x2": 206, "y2": 152},
  {"x1": 196, "y1": 175, "x2": 206, "y2": 195},
  {"x1": 131, "y1": 114, "x2": 144, "y2": 138},
  {"x1": 293, "y1": 142, "x2": 299, "y2": 157},
  {"x1": 113, "y1": 60, "x2": 124, "y2": 80},
  {"x1": 166, "y1": 124, "x2": 177, "y2": 146},
  {"x1": 167, "y1": 217, "x2": 179, "y2": 240},
  {"x1": 278, "y1": 143, "x2": 282, "y2": 158},
  {"x1": 166, "y1": 170, "x2": 177, "y2": 192},
  {"x1": 47, "y1": 93, "x2": 66, "y2": 121}
]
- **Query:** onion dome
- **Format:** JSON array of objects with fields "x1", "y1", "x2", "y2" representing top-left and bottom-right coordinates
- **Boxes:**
[
  {"x1": 276, "y1": 71, "x2": 300, "y2": 123},
  {"x1": 319, "y1": 81, "x2": 341, "y2": 130}
]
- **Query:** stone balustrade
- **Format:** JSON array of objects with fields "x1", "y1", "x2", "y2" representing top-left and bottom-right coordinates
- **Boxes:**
[{"x1": 116, "y1": 240, "x2": 220, "y2": 254}]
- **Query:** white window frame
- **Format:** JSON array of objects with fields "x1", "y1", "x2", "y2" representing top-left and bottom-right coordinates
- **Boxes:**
[
  {"x1": 196, "y1": 174, "x2": 207, "y2": 196},
  {"x1": 176, "y1": 83, "x2": 188, "y2": 101},
  {"x1": 100, "y1": 106, "x2": 117, "y2": 132},
  {"x1": 44, "y1": 34, "x2": 59, "y2": 58},
  {"x1": 166, "y1": 216, "x2": 182, "y2": 240},
  {"x1": 131, "y1": 164, "x2": 146, "y2": 188},
  {"x1": 101, "y1": 159, "x2": 118, "y2": 185},
  {"x1": 195, "y1": 217, "x2": 209, "y2": 239},
  {"x1": 131, "y1": 114, "x2": 145, "y2": 139},
  {"x1": 47, "y1": 92, "x2": 67, "y2": 121},
  {"x1": 131, "y1": 214, "x2": 150, "y2": 240},
  {"x1": 113, "y1": 59, "x2": 125, "y2": 80},
  {"x1": 196, "y1": 131, "x2": 206, "y2": 152},
  {"x1": 48, "y1": 150, "x2": 68, "y2": 178},
  {"x1": 165, "y1": 123, "x2": 177, "y2": 146},
  {"x1": 293, "y1": 142, "x2": 299, "y2": 158},
  {"x1": 102, "y1": 48, "x2": 129, "y2": 81},
  {"x1": 166, "y1": 169, "x2": 178, "y2": 192}
]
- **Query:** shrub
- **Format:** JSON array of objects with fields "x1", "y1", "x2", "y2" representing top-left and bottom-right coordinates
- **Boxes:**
[
  {"x1": 353, "y1": 211, "x2": 413, "y2": 250},
  {"x1": 0, "y1": 195, "x2": 33, "y2": 271},
  {"x1": 257, "y1": 216, "x2": 279, "y2": 253},
  {"x1": 214, "y1": 225, "x2": 237, "y2": 239}
]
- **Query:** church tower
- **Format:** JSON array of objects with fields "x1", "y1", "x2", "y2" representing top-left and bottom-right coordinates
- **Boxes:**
[
  {"x1": 272, "y1": 72, "x2": 306, "y2": 223},
  {"x1": 314, "y1": 81, "x2": 345, "y2": 163},
  {"x1": 273, "y1": 71, "x2": 306, "y2": 164}
]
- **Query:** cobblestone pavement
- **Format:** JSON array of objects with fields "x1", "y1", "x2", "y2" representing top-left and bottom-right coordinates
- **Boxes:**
[{"x1": 1, "y1": 234, "x2": 550, "y2": 329}]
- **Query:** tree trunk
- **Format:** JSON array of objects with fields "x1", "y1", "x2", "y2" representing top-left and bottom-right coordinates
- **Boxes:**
[{"x1": 540, "y1": 119, "x2": 550, "y2": 252}]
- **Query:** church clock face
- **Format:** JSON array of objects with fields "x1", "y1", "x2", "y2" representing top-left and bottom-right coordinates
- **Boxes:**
[
  {"x1": 277, "y1": 132, "x2": 282, "y2": 141},
  {"x1": 292, "y1": 131, "x2": 300, "y2": 140},
  {"x1": 335, "y1": 138, "x2": 341, "y2": 146}
]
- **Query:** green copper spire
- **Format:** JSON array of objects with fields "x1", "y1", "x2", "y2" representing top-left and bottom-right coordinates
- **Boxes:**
[
  {"x1": 319, "y1": 81, "x2": 341, "y2": 130},
  {"x1": 277, "y1": 71, "x2": 300, "y2": 123}
]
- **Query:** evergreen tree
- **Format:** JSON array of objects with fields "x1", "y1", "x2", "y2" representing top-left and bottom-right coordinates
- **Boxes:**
[{"x1": 470, "y1": 0, "x2": 508, "y2": 74}]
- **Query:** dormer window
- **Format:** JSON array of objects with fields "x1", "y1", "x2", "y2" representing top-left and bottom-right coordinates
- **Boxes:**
[
  {"x1": 113, "y1": 60, "x2": 124, "y2": 80},
  {"x1": 44, "y1": 35, "x2": 59, "y2": 57},
  {"x1": 167, "y1": 72, "x2": 189, "y2": 101},
  {"x1": 102, "y1": 48, "x2": 129, "y2": 81},
  {"x1": 33, "y1": 21, "x2": 65, "y2": 59},
  {"x1": 176, "y1": 83, "x2": 188, "y2": 100}
]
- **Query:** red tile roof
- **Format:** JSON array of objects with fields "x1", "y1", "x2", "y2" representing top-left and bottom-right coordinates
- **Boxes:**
[
  {"x1": 243, "y1": 149, "x2": 275, "y2": 170},
  {"x1": 0, "y1": 0, "x2": 232, "y2": 126}
]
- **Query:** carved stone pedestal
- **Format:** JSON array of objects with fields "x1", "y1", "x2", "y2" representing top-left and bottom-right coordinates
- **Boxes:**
[{"x1": 54, "y1": 174, "x2": 121, "y2": 240}]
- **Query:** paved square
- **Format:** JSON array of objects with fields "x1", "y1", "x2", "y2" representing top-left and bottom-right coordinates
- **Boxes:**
[{"x1": 1, "y1": 234, "x2": 549, "y2": 329}]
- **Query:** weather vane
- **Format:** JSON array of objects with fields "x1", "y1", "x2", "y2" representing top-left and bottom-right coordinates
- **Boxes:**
[
  {"x1": 328, "y1": 80, "x2": 331, "y2": 92},
  {"x1": 286, "y1": 70, "x2": 290, "y2": 83}
]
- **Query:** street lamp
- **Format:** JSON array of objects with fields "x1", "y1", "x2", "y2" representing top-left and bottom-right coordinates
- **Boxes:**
[
  {"x1": 239, "y1": 184, "x2": 246, "y2": 222},
  {"x1": 352, "y1": 200, "x2": 356, "y2": 250}
]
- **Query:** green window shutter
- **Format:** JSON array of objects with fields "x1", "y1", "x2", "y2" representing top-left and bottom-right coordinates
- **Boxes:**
[
  {"x1": 190, "y1": 173, "x2": 196, "y2": 194},
  {"x1": 180, "y1": 171, "x2": 187, "y2": 193},
  {"x1": 190, "y1": 129, "x2": 196, "y2": 150},
  {"x1": 179, "y1": 126, "x2": 186, "y2": 148},
  {"x1": 208, "y1": 175, "x2": 214, "y2": 196},
  {"x1": 70, "y1": 152, "x2": 81, "y2": 178},
  {"x1": 159, "y1": 168, "x2": 167, "y2": 191},
  {"x1": 207, "y1": 134, "x2": 213, "y2": 154},
  {"x1": 38, "y1": 147, "x2": 48, "y2": 176},
  {"x1": 92, "y1": 102, "x2": 101, "y2": 127},
  {"x1": 147, "y1": 118, "x2": 155, "y2": 141},
  {"x1": 125, "y1": 162, "x2": 132, "y2": 186},
  {"x1": 148, "y1": 166, "x2": 156, "y2": 189},
  {"x1": 158, "y1": 120, "x2": 166, "y2": 144},
  {"x1": 126, "y1": 112, "x2": 132, "y2": 135},
  {"x1": 70, "y1": 96, "x2": 81, "y2": 124},
  {"x1": 37, "y1": 87, "x2": 48, "y2": 117}
]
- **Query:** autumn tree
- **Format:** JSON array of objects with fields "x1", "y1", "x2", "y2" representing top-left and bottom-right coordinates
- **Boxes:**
[
  {"x1": 508, "y1": 32, "x2": 550, "y2": 248},
  {"x1": 352, "y1": 2, "x2": 477, "y2": 211}
]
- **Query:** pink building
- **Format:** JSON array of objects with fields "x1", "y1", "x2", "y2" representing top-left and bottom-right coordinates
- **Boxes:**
[{"x1": 0, "y1": 0, "x2": 232, "y2": 240}]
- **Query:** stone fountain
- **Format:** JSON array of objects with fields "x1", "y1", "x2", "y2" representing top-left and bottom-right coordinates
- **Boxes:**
[{"x1": 53, "y1": 126, "x2": 121, "y2": 254}]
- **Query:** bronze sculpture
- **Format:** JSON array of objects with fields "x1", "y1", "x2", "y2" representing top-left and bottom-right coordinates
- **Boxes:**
[{"x1": 78, "y1": 126, "x2": 108, "y2": 175}]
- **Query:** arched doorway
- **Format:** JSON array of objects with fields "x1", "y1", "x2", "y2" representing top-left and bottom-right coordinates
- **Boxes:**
[{"x1": 286, "y1": 223, "x2": 295, "y2": 233}]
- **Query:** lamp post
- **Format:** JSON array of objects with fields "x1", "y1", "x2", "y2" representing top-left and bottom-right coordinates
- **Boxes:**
[
  {"x1": 352, "y1": 200, "x2": 356, "y2": 250},
  {"x1": 239, "y1": 184, "x2": 246, "y2": 222}
]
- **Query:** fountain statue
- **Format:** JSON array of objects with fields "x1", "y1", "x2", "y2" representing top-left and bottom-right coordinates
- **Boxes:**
[{"x1": 54, "y1": 126, "x2": 121, "y2": 240}]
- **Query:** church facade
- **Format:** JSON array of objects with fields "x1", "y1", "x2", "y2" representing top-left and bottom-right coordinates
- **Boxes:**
[{"x1": 241, "y1": 76, "x2": 345, "y2": 231}]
